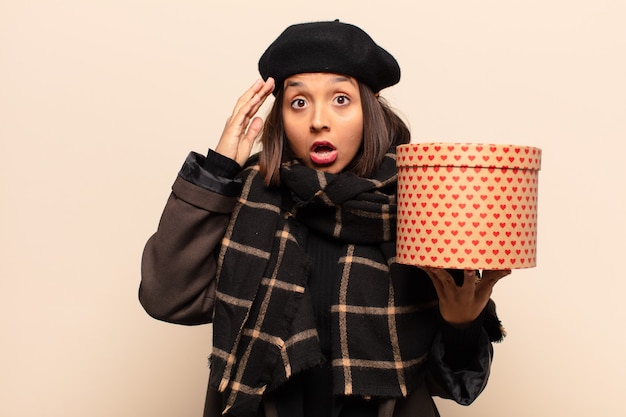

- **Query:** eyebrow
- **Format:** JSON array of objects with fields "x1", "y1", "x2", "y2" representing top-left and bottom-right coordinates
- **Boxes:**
[{"x1": 284, "y1": 76, "x2": 354, "y2": 90}]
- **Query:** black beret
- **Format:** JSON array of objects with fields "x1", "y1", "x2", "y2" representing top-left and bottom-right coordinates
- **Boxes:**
[{"x1": 258, "y1": 20, "x2": 400, "y2": 94}]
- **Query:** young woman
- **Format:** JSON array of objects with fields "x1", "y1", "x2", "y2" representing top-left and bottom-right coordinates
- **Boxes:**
[{"x1": 140, "y1": 20, "x2": 510, "y2": 417}]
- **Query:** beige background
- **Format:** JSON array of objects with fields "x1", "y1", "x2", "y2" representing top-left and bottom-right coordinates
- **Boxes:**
[{"x1": 1, "y1": 1, "x2": 625, "y2": 416}]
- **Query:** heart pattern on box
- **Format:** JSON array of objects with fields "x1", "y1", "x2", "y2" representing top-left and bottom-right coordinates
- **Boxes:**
[{"x1": 396, "y1": 143, "x2": 541, "y2": 270}]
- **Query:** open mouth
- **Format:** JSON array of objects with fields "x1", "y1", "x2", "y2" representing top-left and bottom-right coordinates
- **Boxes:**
[{"x1": 310, "y1": 141, "x2": 338, "y2": 165}]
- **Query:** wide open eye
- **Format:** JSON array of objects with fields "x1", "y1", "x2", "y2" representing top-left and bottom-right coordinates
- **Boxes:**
[
  {"x1": 333, "y1": 95, "x2": 350, "y2": 106},
  {"x1": 290, "y1": 98, "x2": 307, "y2": 109}
]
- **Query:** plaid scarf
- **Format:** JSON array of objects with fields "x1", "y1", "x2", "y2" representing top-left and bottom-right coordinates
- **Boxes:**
[{"x1": 210, "y1": 150, "x2": 440, "y2": 417}]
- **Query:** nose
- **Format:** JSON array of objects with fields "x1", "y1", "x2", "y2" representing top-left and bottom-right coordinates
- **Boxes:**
[{"x1": 310, "y1": 104, "x2": 330, "y2": 132}]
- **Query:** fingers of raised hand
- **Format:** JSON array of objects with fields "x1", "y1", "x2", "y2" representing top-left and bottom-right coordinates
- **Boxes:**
[
  {"x1": 231, "y1": 78, "x2": 275, "y2": 122},
  {"x1": 231, "y1": 79, "x2": 262, "y2": 117},
  {"x1": 241, "y1": 117, "x2": 264, "y2": 146},
  {"x1": 217, "y1": 78, "x2": 275, "y2": 164}
]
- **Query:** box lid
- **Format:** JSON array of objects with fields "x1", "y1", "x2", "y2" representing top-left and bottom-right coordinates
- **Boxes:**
[{"x1": 397, "y1": 143, "x2": 542, "y2": 171}]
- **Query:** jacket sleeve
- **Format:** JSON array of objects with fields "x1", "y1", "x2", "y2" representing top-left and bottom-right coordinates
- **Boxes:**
[
  {"x1": 427, "y1": 299, "x2": 504, "y2": 405},
  {"x1": 139, "y1": 151, "x2": 241, "y2": 325},
  {"x1": 427, "y1": 321, "x2": 493, "y2": 405}
]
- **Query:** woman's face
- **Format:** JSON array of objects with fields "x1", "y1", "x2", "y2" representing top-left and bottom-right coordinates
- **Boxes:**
[{"x1": 282, "y1": 73, "x2": 363, "y2": 174}]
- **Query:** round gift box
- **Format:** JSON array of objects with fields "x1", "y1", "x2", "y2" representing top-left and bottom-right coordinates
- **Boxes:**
[{"x1": 396, "y1": 143, "x2": 542, "y2": 270}]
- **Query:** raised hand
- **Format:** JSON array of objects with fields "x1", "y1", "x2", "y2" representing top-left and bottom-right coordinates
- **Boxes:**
[
  {"x1": 422, "y1": 268, "x2": 511, "y2": 328},
  {"x1": 215, "y1": 77, "x2": 275, "y2": 167}
]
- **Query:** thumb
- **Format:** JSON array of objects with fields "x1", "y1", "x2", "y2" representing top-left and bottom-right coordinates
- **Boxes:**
[
  {"x1": 235, "y1": 117, "x2": 264, "y2": 166},
  {"x1": 476, "y1": 269, "x2": 511, "y2": 298}
]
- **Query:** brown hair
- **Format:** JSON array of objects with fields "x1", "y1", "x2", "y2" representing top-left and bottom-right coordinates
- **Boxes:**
[{"x1": 258, "y1": 82, "x2": 410, "y2": 187}]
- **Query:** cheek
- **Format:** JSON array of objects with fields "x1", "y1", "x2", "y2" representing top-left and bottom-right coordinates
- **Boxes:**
[
  {"x1": 284, "y1": 131, "x2": 308, "y2": 159},
  {"x1": 347, "y1": 120, "x2": 364, "y2": 153}
]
